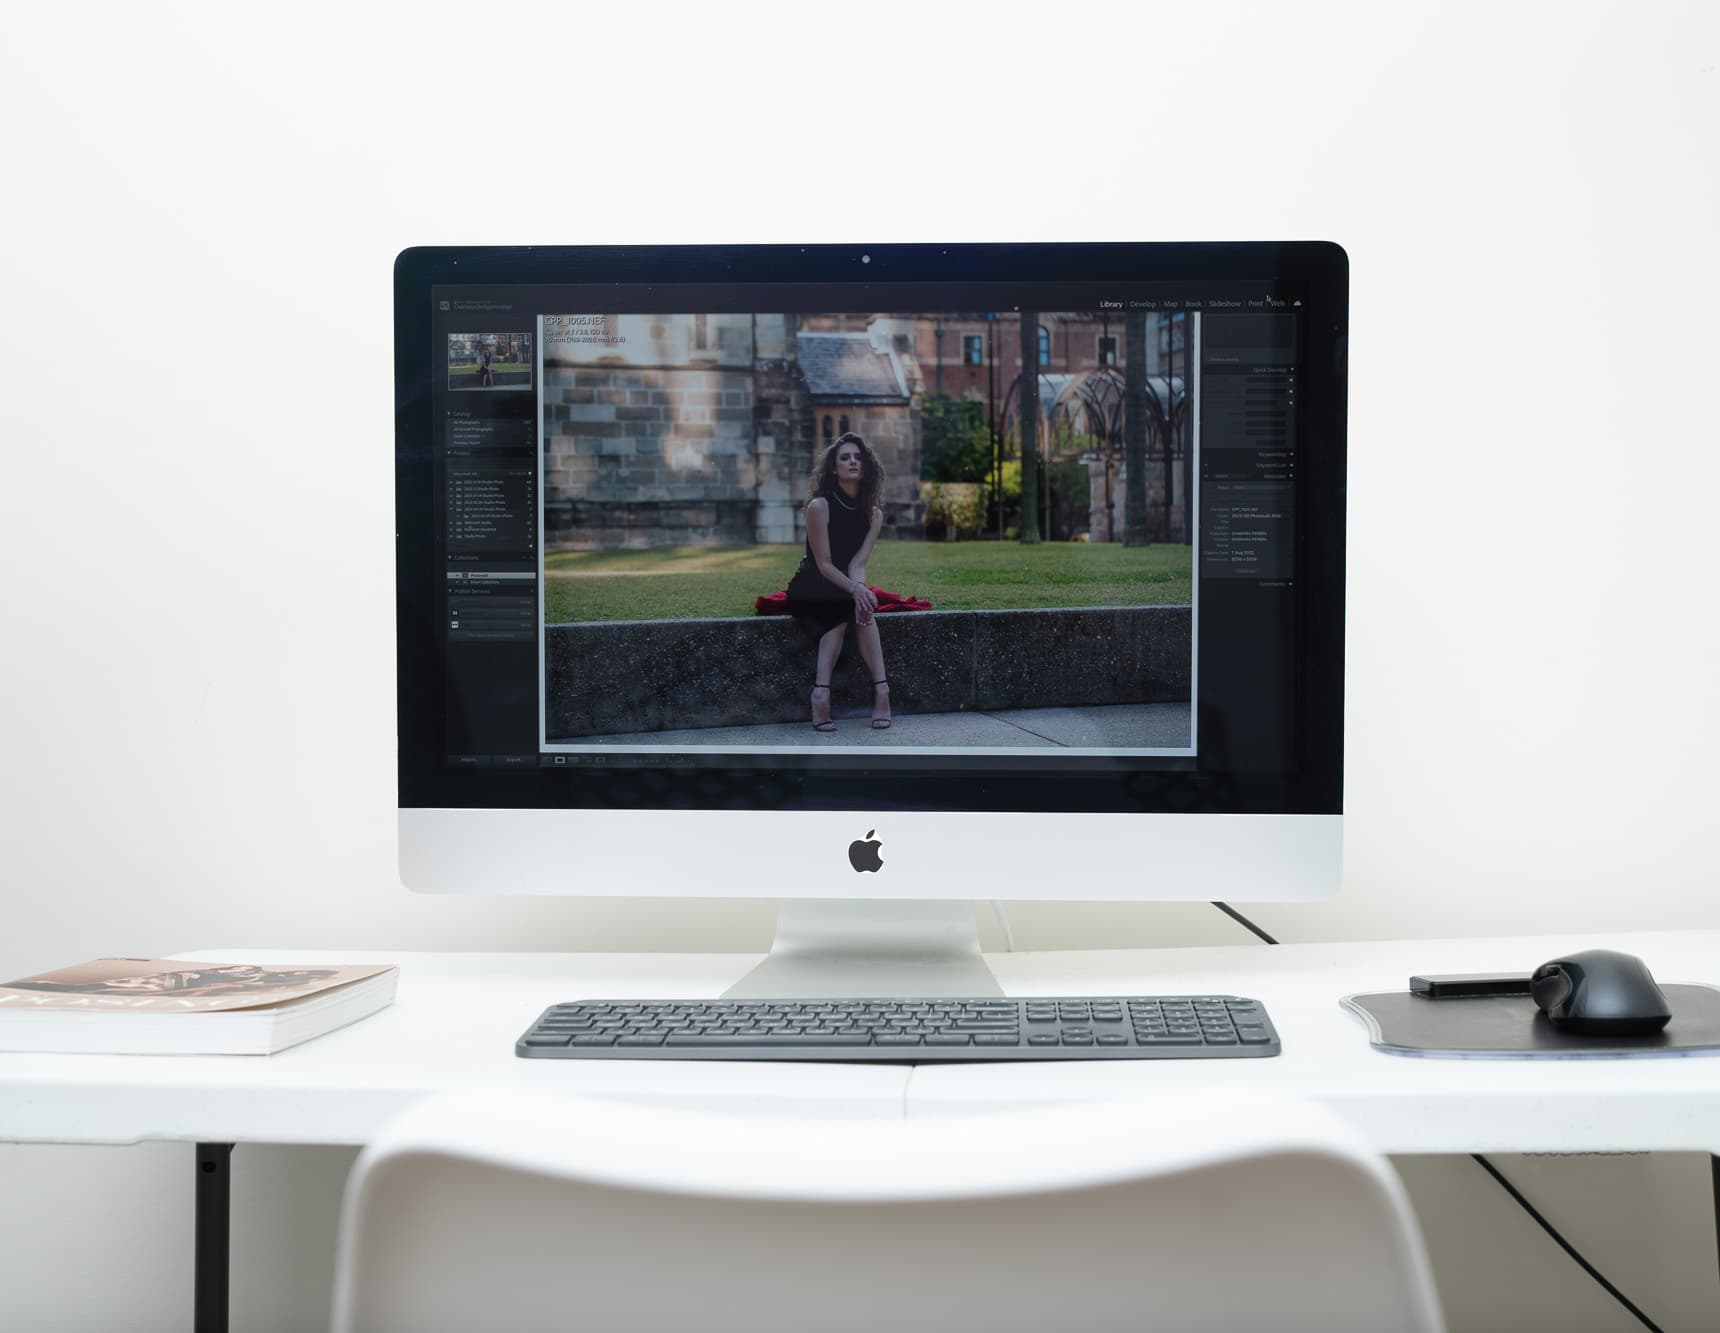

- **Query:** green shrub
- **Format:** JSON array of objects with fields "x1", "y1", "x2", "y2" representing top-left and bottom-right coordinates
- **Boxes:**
[{"x1": 921, "y1": 482, "x2": 987, "y2": 539}]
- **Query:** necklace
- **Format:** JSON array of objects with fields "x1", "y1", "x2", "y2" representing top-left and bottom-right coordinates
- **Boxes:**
[{"x1": 830, "y1": 487, "x2": 858, "y2": 510}]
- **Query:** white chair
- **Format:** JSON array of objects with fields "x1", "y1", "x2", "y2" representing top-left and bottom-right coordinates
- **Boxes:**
[{"x1": 331, "y1": 1088, "x2": 1444, "y2": 1333}]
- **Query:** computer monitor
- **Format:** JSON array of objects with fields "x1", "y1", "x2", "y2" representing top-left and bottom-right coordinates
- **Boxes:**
[{"x1": 396, "y1": 243, "x2": 1347, "y2": 997}]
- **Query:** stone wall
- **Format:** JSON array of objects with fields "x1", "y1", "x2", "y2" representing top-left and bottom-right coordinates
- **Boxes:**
[
  {"x1": 750, "y1": 315, "x2": 815, "y2": 545},
  {"x1": 1086, "y1": 457, "x2": 1189, "y2": 544},
  {"x1": 545, "y1": 606, "x2": 1190, "y2": 738},
  {"x1": 543, "y1": 365, "x2": 760, "y2": 547}
]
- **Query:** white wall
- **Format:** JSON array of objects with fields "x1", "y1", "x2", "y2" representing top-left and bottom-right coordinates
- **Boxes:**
[{"x1": 1, "y1": 2, "x2": 1716, "y2": 1329}]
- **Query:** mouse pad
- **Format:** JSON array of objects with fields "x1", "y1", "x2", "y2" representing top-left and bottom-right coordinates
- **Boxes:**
[{"x1": 1342, "y1": 985, "x2": 1720, "y2": 1058}]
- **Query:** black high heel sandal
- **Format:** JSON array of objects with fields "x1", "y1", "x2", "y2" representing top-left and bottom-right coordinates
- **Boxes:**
[
  {"x1": 871, "y1": 677, "x2": 891, "y2": 730},
  {"x1": 811, "y1": 681, "x2": 836, "y2": 732}
]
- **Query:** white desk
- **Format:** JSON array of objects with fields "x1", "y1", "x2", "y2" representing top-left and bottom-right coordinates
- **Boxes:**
[
  {"x1": 0, "y1": 951, "x2": 913, "y2": 1146},
  {"x1": 4, "y1": 930, "x2": 1719, "y2": 1332},
  {"x1": 3, "y1": 931, "x2": 1719, "y2": 1152},
  {"x1": 913, "y1": 930, "x2": 1720, "y2": 1155}
]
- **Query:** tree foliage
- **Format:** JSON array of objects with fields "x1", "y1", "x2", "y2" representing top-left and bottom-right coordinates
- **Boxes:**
[{"x1": 919, "y1": 394, "x2": 993, "y2": 483}]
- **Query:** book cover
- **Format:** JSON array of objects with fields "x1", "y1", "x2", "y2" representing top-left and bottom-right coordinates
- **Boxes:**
[{"x1": 0, "y1": 958, "x2": 395, "y2": 1014}]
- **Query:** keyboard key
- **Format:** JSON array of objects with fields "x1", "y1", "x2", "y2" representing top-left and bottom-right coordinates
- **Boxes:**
[{"x1": 925, "y1": 1033, "x2": 971, "y2": 1046}]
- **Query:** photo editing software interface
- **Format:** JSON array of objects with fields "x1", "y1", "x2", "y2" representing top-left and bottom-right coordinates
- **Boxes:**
[{"x1": 433, "y1": 277, "x2": 1303, "y2": 779}]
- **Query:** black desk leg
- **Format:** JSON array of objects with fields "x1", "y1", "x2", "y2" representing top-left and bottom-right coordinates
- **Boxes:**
[
  {"x1": 195, "y1": 1144, "x2": 233, "y2": 1333},
  {"x1": 1713, "y1": 1155, "x2": 1720, "y2": 1291}
]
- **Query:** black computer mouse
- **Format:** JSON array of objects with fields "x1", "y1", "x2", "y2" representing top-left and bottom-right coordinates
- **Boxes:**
[{"x1": 1531, "y1": 949, "x2": 1672, "y2": 1036}]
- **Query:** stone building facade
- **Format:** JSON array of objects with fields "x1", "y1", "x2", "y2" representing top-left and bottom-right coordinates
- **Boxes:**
[
  {"x1": 540, "y1": 308, "x2": 1187, "y2": 548},
  {"x1": 542, "y1": 313, "x2": 923, "y2": 549}
]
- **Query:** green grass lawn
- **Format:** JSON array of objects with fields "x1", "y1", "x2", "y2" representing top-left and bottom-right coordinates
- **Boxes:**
[
  {"x1": 544, "y1": 541, "x2": 1192, "y2": 623},
  {"x1": 449, "y1": 362, "x2": 530, "y2": 375}
]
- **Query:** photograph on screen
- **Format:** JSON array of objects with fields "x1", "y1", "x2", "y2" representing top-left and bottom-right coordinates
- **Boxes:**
[
  {"x1": 538, "y1": 312, "x2": 1196, "y2": 755},
  {"x1": 448, "y1": 332, "x2": 533, "y2": 392}
]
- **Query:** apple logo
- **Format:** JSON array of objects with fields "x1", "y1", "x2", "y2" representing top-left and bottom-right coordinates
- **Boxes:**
[{"x1": 848, "y1": 829, "x2": 883, "y2": 873}]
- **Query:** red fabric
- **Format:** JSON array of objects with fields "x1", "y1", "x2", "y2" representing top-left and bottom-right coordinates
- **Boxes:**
[{"x1": 754, "y1": 587, "x2": 932, "y2": 615}]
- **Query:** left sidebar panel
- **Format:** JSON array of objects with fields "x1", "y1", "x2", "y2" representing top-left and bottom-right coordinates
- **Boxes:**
[{"x1": 437, "y1": 322, "x2": 541, "y2": 770}]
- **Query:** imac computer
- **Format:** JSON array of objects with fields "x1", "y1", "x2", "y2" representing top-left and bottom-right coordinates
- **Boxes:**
[{"x1": 395, "y1": 243, "x2": 1347, "y2": 1000}]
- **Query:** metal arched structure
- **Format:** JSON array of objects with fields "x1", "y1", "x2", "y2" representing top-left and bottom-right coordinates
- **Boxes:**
[{"x1": 997, "y1": 368, "x2": 1187, "y2": 540}]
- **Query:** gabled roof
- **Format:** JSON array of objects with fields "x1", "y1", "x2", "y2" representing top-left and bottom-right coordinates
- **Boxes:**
[{"x1": 796, "y1": 333, "x2": 908, "y2": 401}]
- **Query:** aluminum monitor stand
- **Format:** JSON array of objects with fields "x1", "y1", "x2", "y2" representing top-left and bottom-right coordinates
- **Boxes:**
[{"x1": 722, "y1": 899, "x2": 1003, "y2": 999}]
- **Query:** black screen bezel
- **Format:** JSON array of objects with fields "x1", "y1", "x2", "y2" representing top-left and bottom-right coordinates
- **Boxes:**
[{"x1": 396, "y1": 242, "x2": 1347, "y2": 815}]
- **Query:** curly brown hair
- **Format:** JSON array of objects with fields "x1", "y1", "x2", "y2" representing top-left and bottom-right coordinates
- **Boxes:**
[{"x1": 807, "y1": 432, "x2": 885, "y2": 516}]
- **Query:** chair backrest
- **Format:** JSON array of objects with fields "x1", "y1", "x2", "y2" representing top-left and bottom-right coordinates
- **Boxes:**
[{"x1": 332, "y1": 1087, "x2": 1444, "y2": 1333}]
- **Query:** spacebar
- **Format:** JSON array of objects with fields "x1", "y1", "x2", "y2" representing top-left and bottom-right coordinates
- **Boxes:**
[{"x1": 664, "y1": 1034, "x2": 873, "y2": 1047}]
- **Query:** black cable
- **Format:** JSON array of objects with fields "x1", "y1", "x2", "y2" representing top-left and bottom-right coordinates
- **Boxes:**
[
  {"x1": 1208, "y1": 902, "x2": 1666, "y2": 1333},
  {"x1": 1470, "y1": 1154, "x2": 1666, "y2": 1333},
  {"x1": 1211, "y1": 901, "x2": 1279, "y2": 945}
]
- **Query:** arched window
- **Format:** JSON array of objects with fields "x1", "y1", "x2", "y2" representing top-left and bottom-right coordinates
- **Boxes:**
[
  {"x1": 839, "y1": 415, "x2": 850, "y2": 434},
  {"x1": 822, "y1": 415, "x2": 834, "y2": 440},
  {"x1": 1037, "y1": 325, "x2": 1051, "y2": 366}
]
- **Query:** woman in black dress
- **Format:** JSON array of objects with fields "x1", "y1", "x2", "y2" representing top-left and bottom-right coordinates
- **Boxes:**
[{"x1": 785, "y1": 432, "x2": 891, "y2": 731}]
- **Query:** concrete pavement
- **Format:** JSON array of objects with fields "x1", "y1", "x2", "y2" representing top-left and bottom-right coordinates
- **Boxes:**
[{"x1": 561, "y1": 701, "x2": 1191, "y2": 749}]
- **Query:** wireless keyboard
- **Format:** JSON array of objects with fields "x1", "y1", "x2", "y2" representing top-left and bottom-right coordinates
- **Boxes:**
[{"x1": 517, "y1": 995, "x2": 1280, "y2": 1061}]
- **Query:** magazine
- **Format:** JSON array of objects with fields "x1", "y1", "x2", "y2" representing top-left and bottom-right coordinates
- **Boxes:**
[{"x1": 0, "y1": 958, "x2": 399, "y2": 1054}]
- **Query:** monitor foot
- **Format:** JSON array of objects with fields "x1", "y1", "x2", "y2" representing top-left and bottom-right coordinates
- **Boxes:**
[{"x1": 721, "y1": 899, "x2": 1003, "y2": 999}]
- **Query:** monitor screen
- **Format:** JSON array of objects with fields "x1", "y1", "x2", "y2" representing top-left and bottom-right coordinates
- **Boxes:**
[{"x1": 397, "y1": 244, "x2": 1344, "y2": 840}]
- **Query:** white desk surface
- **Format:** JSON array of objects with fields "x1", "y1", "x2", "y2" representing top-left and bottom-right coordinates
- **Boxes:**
[{"x1": 2, "y1": 931, "x2": 1718, "y2": 1154}]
